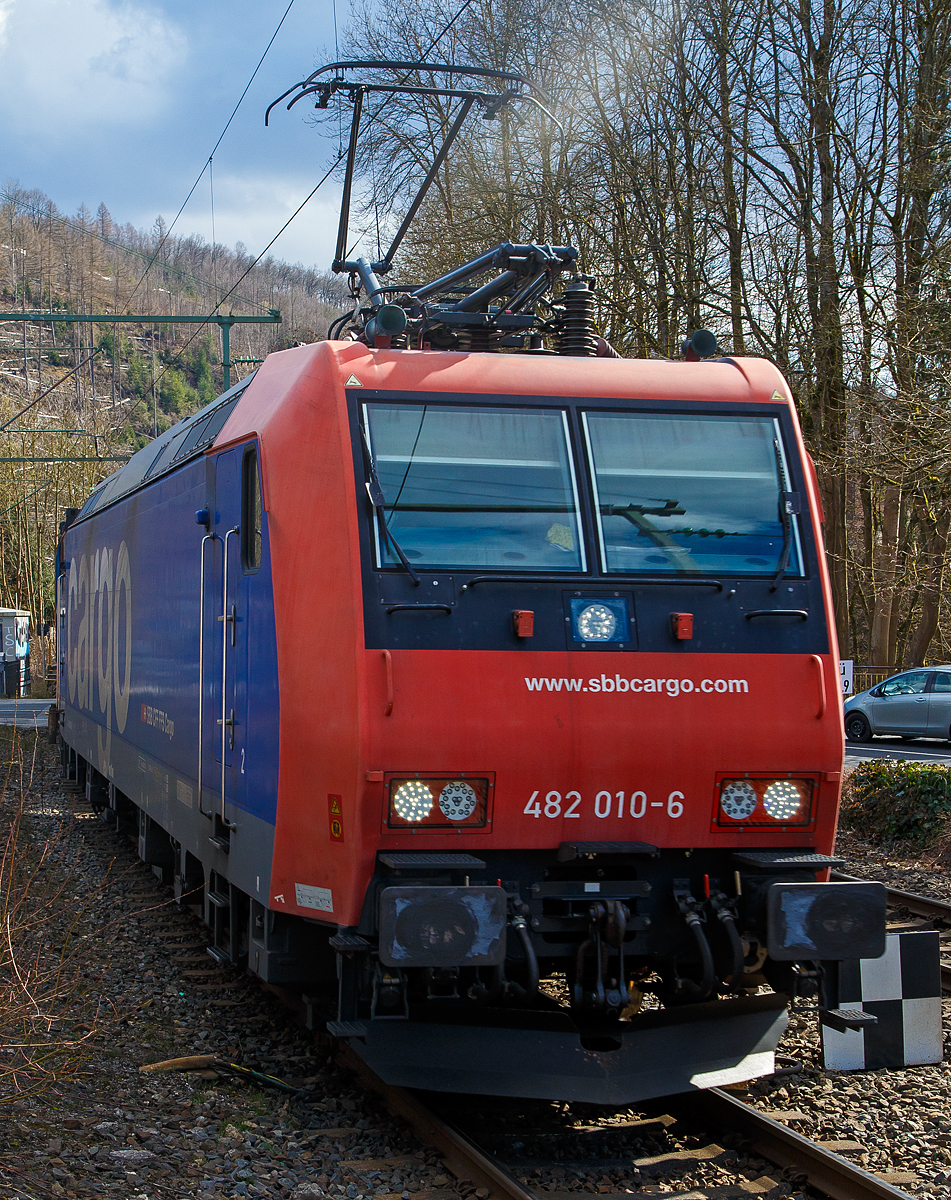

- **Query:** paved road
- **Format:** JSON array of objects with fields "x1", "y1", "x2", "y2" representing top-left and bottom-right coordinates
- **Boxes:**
[
  {"x1": 0, "y1": 698, "x2": 52, "y2": 729},
  {"x1": 845, "y1": 736, "x2": 951, "y2": 766}
]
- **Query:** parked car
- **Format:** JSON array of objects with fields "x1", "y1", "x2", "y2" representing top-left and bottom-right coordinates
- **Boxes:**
[{"x1": 844, "y1": 665, "x2": 951, "y2": 742}]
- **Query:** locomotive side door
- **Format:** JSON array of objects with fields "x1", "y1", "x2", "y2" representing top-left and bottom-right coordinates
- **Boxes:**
[{"x1": 201, "y1": 447, "x2": 248, "y2": 819}]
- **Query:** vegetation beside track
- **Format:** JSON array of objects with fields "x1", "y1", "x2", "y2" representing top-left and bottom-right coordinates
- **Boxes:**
[
  {"x1": 0, "y1": 727, "x2": 125, "y2": 1103},
  {"x1": 841, "y1": 761, "x2": 951, "y2": 847}
]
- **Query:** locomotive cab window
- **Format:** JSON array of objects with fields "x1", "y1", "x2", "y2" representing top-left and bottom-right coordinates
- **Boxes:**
[
  {"x1": 583, "y1": 412, "x2": 804, "y2": 576},
  {"x1": 242, "y1": 447, "x2": 263, "y2": 573},
  {"x1": 363, "y1": 403, "x2": 585, "y2": 571}
]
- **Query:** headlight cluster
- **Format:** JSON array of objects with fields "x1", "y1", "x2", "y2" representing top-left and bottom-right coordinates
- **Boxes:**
[
  {"x1": 577, "y1": 603, "x2": 618, "y2": 641},
  {"x1": 568, "y1": 596, "x2": 630, "y2": 644},
  {"x1": 716, "y1": 776, "x2": 814, "y2": 827},
  {"x1": 387, "y1": 776, "x2": 490, "y2": 829}
]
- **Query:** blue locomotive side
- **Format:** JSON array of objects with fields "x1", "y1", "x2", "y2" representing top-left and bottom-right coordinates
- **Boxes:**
[{"x1": 60, "y1": 418, "x2": 281, "y2": 905}]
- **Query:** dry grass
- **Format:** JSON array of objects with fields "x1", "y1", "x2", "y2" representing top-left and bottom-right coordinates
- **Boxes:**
[{"x1": 0, "y1": 727, "x2": 138, "y2": 1102}]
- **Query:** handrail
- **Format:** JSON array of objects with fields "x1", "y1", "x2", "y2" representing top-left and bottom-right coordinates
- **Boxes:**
[
  {"x1": 461, "y1": 575, "x2": 724, "y2": 592},
  {"x1": 385, "y1": 603, "x2": 453, "y2": 614},
  {"x1": 197, "y1": 533, "x2": 216, "y2": 818},
  {"x1": 745, "y1": 609, "x2": 808, "y2": 621},
  {"x1": 382, "y1": 649, "x2": 393, "y2": 716},
  {"x1": 219, "y1": 528, "x2": 239, "y2": 820},
  {"x1": 811, "y1": 654, "x2": 826, "y2": 719}
]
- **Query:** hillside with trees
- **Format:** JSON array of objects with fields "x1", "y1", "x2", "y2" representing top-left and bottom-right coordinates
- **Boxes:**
[{"x1": 0, "y1": 184, "x2": 345, "y2": 667}]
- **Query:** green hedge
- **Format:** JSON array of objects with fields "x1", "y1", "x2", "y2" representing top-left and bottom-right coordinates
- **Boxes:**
[{"x1": 841, "y1": 761, "x2": 951, "y2": 845}]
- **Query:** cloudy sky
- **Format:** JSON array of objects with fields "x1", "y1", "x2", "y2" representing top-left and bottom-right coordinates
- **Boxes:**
[{"x1": 0, "y1": 0, "x2": 349, "y2": 270}]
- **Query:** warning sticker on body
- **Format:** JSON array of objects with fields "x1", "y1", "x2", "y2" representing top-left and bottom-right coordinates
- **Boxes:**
[
  {"x1": 295, "y1": 883, "x2": 333, "y2": 912},
  {"x1": 328, "y1": 793, "x2": 344, "y2": 841}
]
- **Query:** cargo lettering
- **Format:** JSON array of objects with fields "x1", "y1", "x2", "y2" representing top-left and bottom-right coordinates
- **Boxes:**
[
  {"x1": 525, "y1": 675, "x2": 749, "y2": 696},
  {"x1": 67, "y1": 542, "x2": 133, "y2": 776}
]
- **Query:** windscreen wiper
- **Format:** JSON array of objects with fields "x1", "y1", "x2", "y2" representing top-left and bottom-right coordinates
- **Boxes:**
[
  {"x1": 358, "y1": 424, "x2": 420, "y2": 585},
  {"x1": 771, "y1": 439, "x2": 800, "y2": 591}
]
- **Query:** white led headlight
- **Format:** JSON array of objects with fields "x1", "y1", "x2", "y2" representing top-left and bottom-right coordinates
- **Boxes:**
[
  {"x1": 392, "y1": 781, "x2": 434, "y2": 822},
  {"x1": 577, "y1": 602, "x2": 617, "y2": 641},
  {"x1": 763, "y1": 780, "x2": 805, "y2": 821},
  {"x1": 715, "y1": 776, "x2": 814, "y2": 827}
]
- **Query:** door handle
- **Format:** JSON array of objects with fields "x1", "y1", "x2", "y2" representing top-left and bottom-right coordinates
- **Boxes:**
[
  {"x1": 218, "y1": 603, "x2": 237, "y2": 646},
  {"x1": 810, "y1": 655, "x2": 826, "y2": 719},
  {"x1": 217, "y1": 709, "x2": 236, "y2": 750},
  {"x1": 382, "y1": 649, "x2": 393, "y2": 716}
]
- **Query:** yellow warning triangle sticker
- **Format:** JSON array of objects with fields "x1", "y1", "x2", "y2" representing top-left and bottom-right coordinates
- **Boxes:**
[
  {"x1": 330, "y1": 798, "x2": 341, "y2": 814},
  {"x1": 770, "y1": 390, "x2": 785, "y2": 401},
  {"x1": 345, "y1": 374, "x2": 363, "y2": 387}
]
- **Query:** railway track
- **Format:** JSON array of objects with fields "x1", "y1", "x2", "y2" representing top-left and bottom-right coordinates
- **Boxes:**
[
  {"x1": 340, "y1": 1045, "x2": 917, "y2": 1200},
  {"x1": 36, "y1": 781, "x2": 935, "y2": 1200},
  {"x1": 832, "y1": 870, "x2": 951, "y2": 990},
  {"x1": 333, "y1": 869, "x2": 951, "y2": 1200}
]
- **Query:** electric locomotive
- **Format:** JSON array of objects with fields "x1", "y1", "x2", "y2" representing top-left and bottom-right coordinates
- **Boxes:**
[{"x1": 55, "y1": 61, "x2": 886, "y2": 1104}]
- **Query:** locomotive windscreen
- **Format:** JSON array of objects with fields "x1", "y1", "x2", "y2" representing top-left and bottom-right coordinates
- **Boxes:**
[
  {"x1": 583, "y1": 412, "x2": 802, "y2": 576},
  {"x1": 363, "y1": 404, "x2": 585, "y2": 570},
  {"x1": 364, "y1": 403, "x2": 802, "y2": 577}
]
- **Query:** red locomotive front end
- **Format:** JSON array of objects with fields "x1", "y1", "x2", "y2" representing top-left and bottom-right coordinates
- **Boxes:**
[
  {"x1": 57, "y1": 59, "x2": 887, "y2": 1104},
  {"x1": 206, "y1": 339, "x2": 883, "y2": 1101}
]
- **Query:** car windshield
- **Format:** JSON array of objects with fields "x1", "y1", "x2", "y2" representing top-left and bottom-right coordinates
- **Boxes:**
[
  {"x1": 363, "y1": 403, "x2": 585, "y2": 570},
  {"x1": 583, "y1": 412, "x2": 802, "y2": 575},
  {"x1": 880, "y1": 671, "x2": 930, "y2": 696}
]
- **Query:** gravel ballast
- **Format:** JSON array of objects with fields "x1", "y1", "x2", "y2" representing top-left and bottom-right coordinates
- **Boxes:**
[{"x1": 2, "y1": 732, "x2": 948, "y2": 1199}]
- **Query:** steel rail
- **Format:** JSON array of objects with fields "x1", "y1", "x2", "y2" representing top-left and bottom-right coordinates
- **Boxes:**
[
  {"x1": 337, "y1": 1042, "x2": 915, "y2": 1200},
  {"x1": 336, "y1": 1044, "x2": 537, "y2": 1200},
  {"x1": 832, "y1": 870, "x2": 951, "y2": 990},
  {"x1": 832, "y1": 870, "x2": 951, "y2": 921},
  {"x1": 677, "y1": 1088, "x2": 916, "y2": 1200}
]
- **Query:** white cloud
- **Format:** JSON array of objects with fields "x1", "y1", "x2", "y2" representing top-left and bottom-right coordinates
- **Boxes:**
[
  {"x1": 137, "y1": 170, "x2": 345, "y2": 273},
  {"x1": 0, "y1": 1, "x2": 12, "y2": 51},
  {"x1": 0, "y1": 0, "x2": 187, "y2": 134}
]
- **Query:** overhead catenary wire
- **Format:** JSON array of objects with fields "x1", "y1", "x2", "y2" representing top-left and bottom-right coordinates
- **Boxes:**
[
  {"x1": 124, "y1": 0, "x2": 299, "y2": 311},
  {"x1": 0, "y1": 2, "x2": 299, "y2": 434},
  {"x1": 0, "y1": 350, "x2": 104, "y2": 435},
  {"x1": 145, "y1": 0, "x2": 484, "y2": 402},
  {"x1": 0, "y1": 478, "x2": 52, "y2": 523}
]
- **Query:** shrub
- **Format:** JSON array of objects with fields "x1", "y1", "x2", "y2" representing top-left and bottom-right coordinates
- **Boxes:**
[
  {"x1": 158, "y1": 367, "x2": 197, "y2": 415},
  {"x1": 0, "y1": 729, "x2": 115, "y2": 1100},
  {"x1": 840, "y1": 760, "x2": 951, "y2": 845}
]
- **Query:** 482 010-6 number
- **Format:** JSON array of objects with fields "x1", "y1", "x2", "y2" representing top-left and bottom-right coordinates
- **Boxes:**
[{"x1": 522, "y1": 789, "x2": 685, "y2": 820}]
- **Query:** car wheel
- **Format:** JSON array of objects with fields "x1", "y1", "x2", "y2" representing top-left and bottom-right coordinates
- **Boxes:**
[{"x1": 845, "y1": 712, "x2": 872, "y2": 742}]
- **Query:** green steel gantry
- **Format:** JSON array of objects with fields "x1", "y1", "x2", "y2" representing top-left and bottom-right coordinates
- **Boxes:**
[{"x1": 0, "y1": 309, "x2": 282, "y2": 392}]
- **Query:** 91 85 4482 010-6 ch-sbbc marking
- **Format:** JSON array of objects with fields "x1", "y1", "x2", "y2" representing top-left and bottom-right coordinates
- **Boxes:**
[{"x1": 522, "y1": 789, "x2": 686, "y2": 820}]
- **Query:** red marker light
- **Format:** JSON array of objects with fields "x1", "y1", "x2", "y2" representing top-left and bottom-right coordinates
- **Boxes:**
[
  {"x1": 703, "y1": 874, "x2": 710, "y2": 898},
  {"x1": 513, "y1": 610, "x2": 534, "y2": 638},
  {"x1": 671, "y1": 612, "x2": 694, "y2": 640}
]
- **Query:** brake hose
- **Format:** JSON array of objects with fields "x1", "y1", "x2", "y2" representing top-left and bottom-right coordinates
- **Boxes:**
[
  {"x1": 511, "y1": 914, "x2": 539, "y2": 997},
  {"x1": 675, "y1": 912, "x2": 715, "y2": 1000},
  {"x1": 717, "y1": 908, "x2": 746, "y2": 992}
]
